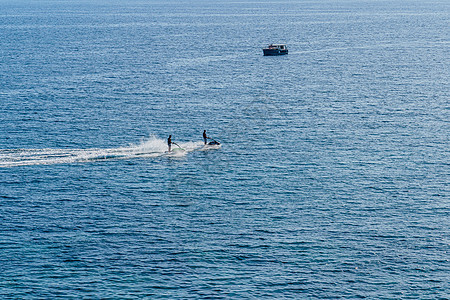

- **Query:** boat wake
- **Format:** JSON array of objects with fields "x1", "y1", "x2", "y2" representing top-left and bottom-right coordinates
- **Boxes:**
[{"x1": 0, "y1": 137, "x2": 215, "y2": 167}]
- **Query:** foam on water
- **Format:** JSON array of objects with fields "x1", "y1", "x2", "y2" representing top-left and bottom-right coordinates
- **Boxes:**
[{"x1": 0, "y1": 136, "x2": 210, "y2": 167}]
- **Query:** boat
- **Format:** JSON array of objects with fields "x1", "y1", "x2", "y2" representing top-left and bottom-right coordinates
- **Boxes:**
[{"x1": 263, "y1": 43, "x2": 288, "y2": 56}]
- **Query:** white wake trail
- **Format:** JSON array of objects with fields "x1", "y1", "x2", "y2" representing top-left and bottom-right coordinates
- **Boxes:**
[{"x1": 0, "y1": 137, "x2": 208, "y2": 167}]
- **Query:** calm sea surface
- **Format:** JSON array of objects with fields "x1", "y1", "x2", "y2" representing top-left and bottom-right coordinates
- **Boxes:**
[{"x1": 0, "y1": 0, "x2": 449, "y2": 298}]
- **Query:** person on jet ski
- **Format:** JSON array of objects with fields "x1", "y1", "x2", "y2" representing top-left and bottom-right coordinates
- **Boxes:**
[
  {"x1": 203, "y1": 130, "x2": 220, "y2": 145},
  {"x1": 203, "y1": 130, "x2": 210, "y2": 145},
  {"x1": 168, "y1": 135, "x2": 172, "y2": 152}
]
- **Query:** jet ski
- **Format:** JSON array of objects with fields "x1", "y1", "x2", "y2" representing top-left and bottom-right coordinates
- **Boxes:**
[{"x1": 208, "y1": 140, "x2": 220, "y2": 145}]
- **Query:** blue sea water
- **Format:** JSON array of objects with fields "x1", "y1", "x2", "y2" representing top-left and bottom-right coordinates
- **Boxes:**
[{"x1": 0, "y1": 0, "x2": 449, "y2": 298}]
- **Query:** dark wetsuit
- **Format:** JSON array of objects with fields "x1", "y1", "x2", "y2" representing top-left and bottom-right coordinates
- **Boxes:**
[
  {"x1": 168, "y1": 136, "x2": 172, "y2": 152},
  {"x1": 203, "y1": 131, "x2": 208, "y2": 144}
]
